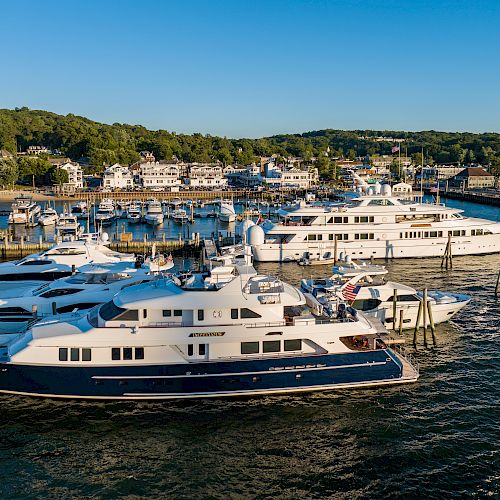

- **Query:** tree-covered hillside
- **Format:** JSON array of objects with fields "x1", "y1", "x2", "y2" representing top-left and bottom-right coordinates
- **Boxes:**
[{"x1": 1, "y1": 107, "x2": 499, "y2": 177}]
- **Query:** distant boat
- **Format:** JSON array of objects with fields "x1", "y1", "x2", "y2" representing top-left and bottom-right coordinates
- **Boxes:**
[
  {"x1": 219, "y1": 200, "x2": 236, "y2": 223},
  {"x1": 126, "y1": 203, "x2": 142, "y2": 223},
  {"x1": 8, "y1": 196, "x2": 40, "y2": 225},
  {"x1": 56, "y1": 213, "x2": 83, "y2": 239},
  {"x1": 95, "y1": 199, "x2": 116, "y2": 226},
  {"x1": 172, "y1": 208, "x2": 189, "y2": 223},
  {"x1": 38, "y1": 207, "x2": 58, "y2": 226},
  {"x1": 144, "y1": 200, "x2": 164, "y2": 226},
  {"x1": 71, "y1": 201, "x2": 89, "y2": 219}
]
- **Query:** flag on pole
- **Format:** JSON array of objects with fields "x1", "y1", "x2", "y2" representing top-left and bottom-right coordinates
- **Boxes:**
[
  {"x1": 391, "y1": 145, "x2": 400, "y2": 153},
  {"x1": 342, "y1": 282, "x2": 361, "y2": 302}
]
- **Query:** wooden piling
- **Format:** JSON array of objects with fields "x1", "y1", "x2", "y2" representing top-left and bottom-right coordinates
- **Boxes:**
[
  {"x1": 399, "y1": 309, "x2": 404, "y2": 336},
  {"x1": 392, "y1": 289, "x2": 398, "y2": 331},
  {"x1": 495, "y1": 270, "x2": 500, "y2": 296},
  {"x1": 441, "y1": 233, "x2": 453, "y2": 269},
  {"x1": 427, "y1": 299, "x2": 437, "y2": 346},
  {"x1": 422, "y1": 288, "x2": 428, "y2": 348},
  {"x1": 413, "y1": 301, "x2": 423, "y2": 348}
]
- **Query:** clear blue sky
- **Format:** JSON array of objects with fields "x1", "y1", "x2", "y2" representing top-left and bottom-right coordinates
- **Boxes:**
[{"x1": 1, "y1": 0, "x2": 499, "y2": 137}]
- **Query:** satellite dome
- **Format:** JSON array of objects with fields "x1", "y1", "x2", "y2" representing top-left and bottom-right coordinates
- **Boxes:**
[{"x1": 247, "y1": 224, "x2": 265, "y2": 246}]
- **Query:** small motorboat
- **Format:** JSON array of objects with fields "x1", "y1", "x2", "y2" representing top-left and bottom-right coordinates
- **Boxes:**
[
  {"x1": 172, "y1": 208, "x2": 189, "y2": 223},
  {"x1": 38, "y1": 207, "x2": 58, "y2": 226},
  {"x1": 144, "y1": 200, "x2": 164, "y2": 226},
  {"x1": 95, "y1": 199, "x2": 116, "y2": 226},
  {"x1": 126, "y1": 203, "x2": 142, "y2": 223}
]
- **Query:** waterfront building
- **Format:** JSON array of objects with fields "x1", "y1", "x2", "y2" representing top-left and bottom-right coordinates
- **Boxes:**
[
  {"x1": 139, "y1": 162, "x2": 182, "y2": 190},
  {"x1": 103, "y1": 163, "x2": 134, "y2": 190},
  {"x1": 264, "y1": 166, "x2": 319, "y2": 189},
  {"x1": 186, "y1": 164, "x2": 228, "y2": 189},
  {"x1": 58, "y1": 162, "x2": 84, "y2": 192},
  {"x1": 448, "y1": 167, "x2": 496, "y2": 189}
]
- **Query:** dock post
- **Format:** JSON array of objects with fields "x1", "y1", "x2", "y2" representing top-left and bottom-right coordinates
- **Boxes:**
[
  {"x1": 39, "y1": 234, "x2": 42, "y2": 250},
  {"x1": 422, "y1": 288, "x2": 428, "y2": 348},
  {"x1": 392, "y1": 289, "x2": 397, "y2": 331},
  {"x1": 399, "y1": 309, "x2": 404, "y2": 336},
  {"x1": 413, "y1": 301, "x2": 423, "y2": 348},
  {"x1": 427, "y1": 299, "x2": 437, "y2": 346},
  {"x1": 441, "y1": 233, "x2": 453, "y2": 270},
  {"x1": 495, "y1": 270, "x2": 500, "y2": 296}
]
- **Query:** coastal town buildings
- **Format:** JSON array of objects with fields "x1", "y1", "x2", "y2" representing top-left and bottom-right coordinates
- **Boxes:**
[
  {"x1": 185, "y1": 164, "x2": 228, "y2": 188},
  {"x1": 57, "y1": 162, "x2": 84, "y2": 192},
  {"x1": 139, "y1": 162, "x2": 182, "y2": 190},
  {"x1": 103, "y1": 163, "x2": 134, "y2": 190},
  {"x1": 448, "y1": 167, "x2": 495, "y2": 189}
]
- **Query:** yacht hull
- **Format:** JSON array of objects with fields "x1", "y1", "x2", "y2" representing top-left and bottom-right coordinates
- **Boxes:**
[
  {"x1": 0, "y1": 349, "x2": 417, "y2": 399},
  {"x1": 252, "y1": 234, "x2": 500, "y2": 261}
]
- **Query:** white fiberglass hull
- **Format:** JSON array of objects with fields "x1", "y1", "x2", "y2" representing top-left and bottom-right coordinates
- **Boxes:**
[
  {"x1": 39, "y1": 216, "x2": 58, "y2": 226},
  {"x1": 366, "y1": 297, "x2": 470, "y2": 330},
  {"x1": 252, "y1": 234, "x2": 500, "y2": 261},
  {"x1": 145, "y1": 214, "x2": 164, "y2": 226},
  {"x1": 219, "y1": 214, "x2": 236, "y2": 223}
]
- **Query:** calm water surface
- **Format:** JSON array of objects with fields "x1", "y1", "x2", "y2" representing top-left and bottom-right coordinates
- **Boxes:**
[{"x1": 0, "y1": 199, "x2": 498, "y2": 498}]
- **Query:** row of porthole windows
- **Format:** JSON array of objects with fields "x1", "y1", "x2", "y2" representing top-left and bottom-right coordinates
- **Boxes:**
[
  {"x1": 59, "y1": 347, "x2": 145, "y2": 361},
  {"x1": 241, "y1": 339, "x2": 302, "y2": 355}
]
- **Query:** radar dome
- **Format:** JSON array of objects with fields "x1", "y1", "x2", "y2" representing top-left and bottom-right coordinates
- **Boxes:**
[
  {"x1": 247, "y1": 224, "x2": 265, "y2": 246},
  {"x1": 101, "y1": 232, "x2": 110, "y2": 242},
  {"x1": 367, "y1": 187, "x2": 375, "y2": 196},
  {"x1": 374, "y1": 182, "x2": 382, "y2": 194}
]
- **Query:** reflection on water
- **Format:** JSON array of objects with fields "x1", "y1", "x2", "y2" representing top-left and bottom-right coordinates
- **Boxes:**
[{"x1": 0, "y1": 199, "x2": 499, "y2": 497}]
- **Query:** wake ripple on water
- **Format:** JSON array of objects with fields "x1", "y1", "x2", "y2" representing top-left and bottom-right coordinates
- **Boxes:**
[{"x1": 0, "y1": 251, "x2": 499, "y2": 497}]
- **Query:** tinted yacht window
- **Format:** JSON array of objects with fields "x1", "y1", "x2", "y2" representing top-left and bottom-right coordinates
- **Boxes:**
[{"x1": 100, "y1": 301, "x2": 139, "y2": 321}]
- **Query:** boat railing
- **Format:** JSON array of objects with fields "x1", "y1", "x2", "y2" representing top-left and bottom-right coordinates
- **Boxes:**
[
  {"x1": 245, "y1": 320, "x2": 287, "y2": 329},
  {"x1": 392, "y1": 343, "x2": 420, "y2": 376}
]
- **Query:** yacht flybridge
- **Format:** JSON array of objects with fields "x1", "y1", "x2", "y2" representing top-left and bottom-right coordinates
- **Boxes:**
[
  {"x1": 248, "y1": 184, "x2": 500, "y2": 262},
  {"x1": 0, "y1": 249, "x2": 418, "y2": 399}
]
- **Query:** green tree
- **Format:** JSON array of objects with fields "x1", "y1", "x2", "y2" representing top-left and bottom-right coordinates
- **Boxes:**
[
  {"x1": 0, "y1": 159, "x2": 18, "y2": 186},
  {"x1": 49, "y1": 167, "x2": 69, "y2": 186}
]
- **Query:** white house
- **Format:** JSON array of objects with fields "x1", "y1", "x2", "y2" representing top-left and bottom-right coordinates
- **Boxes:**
[
  {"x1": 58, "y1": 162, "x2": 83, "y2": 191},
  {"x1": 264, "y1": 166, "x2": 318, "y2": 189},
  {"x1": 186, "y1": 164, "x2": 228, "y2": 188},
  {"x1": 139, "y1": 162, "x2": 181, "y2": 190},
  {"x1": 103, "y1": 163, "x2": 134, "y2": 190}
]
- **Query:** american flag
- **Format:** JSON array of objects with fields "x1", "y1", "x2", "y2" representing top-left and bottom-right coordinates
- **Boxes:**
[
  {"x1": 342, "y1": 283, "x2": 361, "y2": 302},
  {"x1": 391, "y1": 145, "x2": 400, "y2": 153}
]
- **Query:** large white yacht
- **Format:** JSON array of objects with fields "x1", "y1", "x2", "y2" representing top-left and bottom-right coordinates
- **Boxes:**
[
  {"x1": 0, "y1": 249, "x2": 418, "y2": 399},
  {"x1": 0, "y1": 238, "x2": 135, "y2": 282},
  {"x1": 0, "y1": 260, "x2": 174, "y2": 334},
  {"x1": 248, "y1": 183, "x2": 500, "y2": 262}
]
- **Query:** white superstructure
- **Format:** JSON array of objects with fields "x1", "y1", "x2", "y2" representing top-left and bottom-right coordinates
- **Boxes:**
[{"x1": 249, "y1": 184, "x2": 500, "y2": 262}]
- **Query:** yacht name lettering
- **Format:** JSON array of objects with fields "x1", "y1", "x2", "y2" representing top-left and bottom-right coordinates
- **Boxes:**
[{"x1": 189, "y1": 332, "x2": 225, "y2": 337}]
